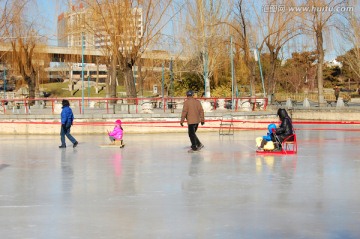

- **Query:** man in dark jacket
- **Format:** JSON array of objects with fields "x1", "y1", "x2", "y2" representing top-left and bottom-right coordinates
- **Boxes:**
[
  {"x1": 59, "y1": 99, "x2": 78, "y2": 148},
  {"x1": 180, "y1": 90, "x2": 205, "y2": 151},
  {"x1": 274, "y1": 108, "x2": 294, "y2": 143}
]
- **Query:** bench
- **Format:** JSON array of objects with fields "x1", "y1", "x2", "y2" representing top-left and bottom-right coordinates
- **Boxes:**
[
  {"x1": 249, "y1": 101, "x2": 263, "y2": 110},
  {"x1": 240, "y1": 100, "x2": 263, "y2": 110},
  {"x1": 151, "y1": 101, "x2": 158, "y2": 108},
  {"x1": 167, "y1": 101, "x2": 177, "y2": 109},
  {"x1": 275, "y1": 99, "x2": 299, "y2": 107},
  {"x1": 274, "y1": 99, "x2": 287, "y2": 106},
  {"x1": 326, "y1": 100, "x2": 337, "y2": 107},
  {"x1": 292, "y1": 100, "x2": 303, "y2": 107},
  {"x1": 150, "y1": 99, "x2": 164, "y2": 108},
  {"x1": 92, "y1": 101, "x2": 107, "y2": 108},
  {"x1": 12, "y1": 102, "x2": 31, "y2": 114},
  {"x1": 112, "y1": 103, "x2": 137, "y2": 114}
]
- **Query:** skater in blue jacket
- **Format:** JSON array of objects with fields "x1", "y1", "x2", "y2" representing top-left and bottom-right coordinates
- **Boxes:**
[
  {"x1": 59, "y1": 99, "x2": 78, "y2": 148},
  {"x1": 256, "y1": 123, "x2": 277, "y2": 150}
]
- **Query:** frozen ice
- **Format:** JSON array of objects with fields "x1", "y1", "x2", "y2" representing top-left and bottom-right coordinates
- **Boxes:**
[{"x1": 1, "y1": 125, "x2": 360, "y2": 238}]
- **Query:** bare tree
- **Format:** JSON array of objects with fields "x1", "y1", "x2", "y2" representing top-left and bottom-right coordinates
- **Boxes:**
[
  {"x1": 227, "y1": 0, "x2": 257, "y2": 96},
  {"x1": 182, "y1": 0, "x2": 231, "y2": 97},
  {"x1": 300, "y1": 0, "x2": 346, "y2": 106},
  {"x1": 337, "y1": 1, "x2": 359, "y2": 81},
  {"x1": 74, "y1": 0, "x2": 173, "y2": 100},
  {"x1": 1, "y1": 0, "x2": 47, "y2": 102},
  {"x1": 256, "y1": 0, "x2": 302, "y2": 95},
  {"x1": 0, "y1": 1, "x2": 9, "y2": 61},
  {"x1": 278, "y1": 51, "x2": 317, "y2": 93}
]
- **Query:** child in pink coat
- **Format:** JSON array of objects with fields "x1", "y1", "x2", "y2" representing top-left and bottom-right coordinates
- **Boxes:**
[{"x1": 108, "y1": 120, "x2": 124, "y2": 145}]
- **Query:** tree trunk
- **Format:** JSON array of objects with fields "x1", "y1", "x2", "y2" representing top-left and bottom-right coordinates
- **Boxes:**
[
  {"x1": 249, "y1": 63, "x2": 256, "y2": 96},
  {"x1": 95, "y1": 57, "x2": 99, "y2": 94},
  {"x1": 268, "y1": 49, "x2": 277, "y2": 95},
  {"x1": 138, "y1": 64, "x2": 143, "y2": 96},
  {"x1": 316, "y1": 29, "x2": 325, "y2": 107},
  {"x1": 123, "y1": 64, "x2": 137, "y2": 103},
  {"x1": 243, "y1": 42, "x2": 255, "y2": 96},
  {"x1": 110, "y1": 55, "x2": 117, "y2": 101},
  {"x1": 24, "y1": 74, "x2": 36, "y2": 105},
  {"x1": 105, "y1": 65, "x2": 111, "y2": 98}
]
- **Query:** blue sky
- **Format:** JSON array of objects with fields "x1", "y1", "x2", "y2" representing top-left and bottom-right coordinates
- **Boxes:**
[
  {"x1": 37, "y1": 0, "x2": 57, "y2": 46},
  {"x1": 34, "y1": 0, "x2": 355, "y2": 61}
]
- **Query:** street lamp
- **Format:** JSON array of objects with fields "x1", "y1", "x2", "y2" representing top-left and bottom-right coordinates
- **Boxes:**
[
  {"x1": 161, "y1": 62, "x2": 165, "y2": 108},
  {"x1": 3, "y1": 67, "x2": 6, "y2": 99},
  {"x1": 81, "y1": 32, "x2": 85, "y2": 114},
  {"x1": 230, "y1": 36, "x2": 235, "y2": 110},
  {"x1": 254, "y1": 46, "x2": 266, "y2": 97}
]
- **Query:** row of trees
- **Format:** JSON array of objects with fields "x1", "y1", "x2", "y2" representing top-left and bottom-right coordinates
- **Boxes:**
[
  {"x1": 0, "y1": 0, "x2": 359, "y2": 105},
  {"x1": 176, "y1": 0, "x2": 359, "y2": 105},
  {"x1": 0, "y1": 0, "x2": 174, "y2": 102},
  {"x1": 0, "y1": 0, "x2": 49, "y2": 102}
]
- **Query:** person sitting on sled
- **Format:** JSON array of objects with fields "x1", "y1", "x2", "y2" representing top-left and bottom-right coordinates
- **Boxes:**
[
  {"x1": 273, "y1": 108, "x2": 294, "y2": 144},
  {"x1": 108, "y1": 119, "x2": 124, "y2": 144},
  {"x1": 256, "y1": 123, "x2": 277, "y2": 151}
]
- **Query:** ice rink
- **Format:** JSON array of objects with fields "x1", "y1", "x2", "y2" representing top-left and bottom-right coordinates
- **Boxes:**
[{"x1": 1, "y1": 124, "x2": 360, "y2": 239}]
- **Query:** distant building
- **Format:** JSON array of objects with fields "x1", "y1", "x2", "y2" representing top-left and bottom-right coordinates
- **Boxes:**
[
  {"x1": 57, "y1": 3, "x2": 93, "y2": 48},
  {"x1": 57, "y1": 3, "x2": 143, "y2": 51}
]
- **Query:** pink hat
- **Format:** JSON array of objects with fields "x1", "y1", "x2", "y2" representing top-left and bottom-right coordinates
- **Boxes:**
[{"x1": 115, "y1": 119, "x2": 122, "y2": 125}]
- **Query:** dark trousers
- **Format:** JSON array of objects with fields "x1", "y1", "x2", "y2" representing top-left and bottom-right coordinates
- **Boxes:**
[
  {"x1": 60, "y1": 126, "x2": 77, "y2": 146},
  {"x1": 188, "y1": 124, "x2": 201, "y2": 150}
]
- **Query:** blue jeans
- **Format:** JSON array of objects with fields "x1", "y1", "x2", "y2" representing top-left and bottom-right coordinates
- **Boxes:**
[
  {"x1": 60, "y1": 126, "x2": 77, "y2": 146},
  {"x1": 188, "y1": 124, "x2": 201, "y2": 150}
]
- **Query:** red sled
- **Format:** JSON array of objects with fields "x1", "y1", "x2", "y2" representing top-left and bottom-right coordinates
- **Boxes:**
[{"x1": 256, "y1": 134, "x2": 298, "y2": 155}]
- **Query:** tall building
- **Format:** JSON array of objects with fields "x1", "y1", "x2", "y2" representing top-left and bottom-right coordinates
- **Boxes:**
[
  {"x1": 57, "y1": 3, "x2": 93, "y2": 48},
  {"x1": 57, "y1": 3, "x2": 143, "y2": 51}
]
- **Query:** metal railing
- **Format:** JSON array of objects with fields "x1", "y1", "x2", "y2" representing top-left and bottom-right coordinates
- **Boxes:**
[{"x1": 0, "y1": 96, "x2": 268, "y2": 115}]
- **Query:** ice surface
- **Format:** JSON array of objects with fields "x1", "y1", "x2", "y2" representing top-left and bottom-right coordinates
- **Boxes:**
[{"x1": 1, "y1": 126, "x2": 360, "y2": 238}]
